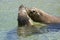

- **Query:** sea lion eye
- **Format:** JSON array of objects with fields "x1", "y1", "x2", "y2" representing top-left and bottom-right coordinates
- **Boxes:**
[
  {"x1": 30, "y1": 10, "x2": 36, "y2": 14},
  {"x1": 32, "y1": 10, "x2": 35, "y2": 13}
]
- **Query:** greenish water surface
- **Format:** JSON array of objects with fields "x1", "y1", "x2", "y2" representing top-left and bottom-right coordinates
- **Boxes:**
[{"x1": 0, "y1": 0, "x2": 60, "y2": 40}]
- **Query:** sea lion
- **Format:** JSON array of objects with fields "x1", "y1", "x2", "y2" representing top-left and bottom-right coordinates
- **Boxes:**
[
  {"x1": 28, "y1": 7, "x2": 60, "y2": 24},
  {"x1": 17, "y1": 5, "x2": 40, "y2": 37}
]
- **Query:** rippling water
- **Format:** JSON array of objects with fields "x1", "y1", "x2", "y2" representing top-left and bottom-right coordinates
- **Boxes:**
[{"x1": 0, "y1": 0, "x2": 60, "y2": 40}]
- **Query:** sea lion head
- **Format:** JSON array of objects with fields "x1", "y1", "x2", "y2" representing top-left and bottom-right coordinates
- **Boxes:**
[{"x1": 28, "y1": 7, "x2": 43, "y2": 23}]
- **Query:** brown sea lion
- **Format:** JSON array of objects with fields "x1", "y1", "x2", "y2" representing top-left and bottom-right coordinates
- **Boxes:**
[
  {"x1": 17, "y1": 5, "x2": 41, "y2": 37},
  {"x1": 28, "y1": 7, "x2": 60, "y2": 24}
]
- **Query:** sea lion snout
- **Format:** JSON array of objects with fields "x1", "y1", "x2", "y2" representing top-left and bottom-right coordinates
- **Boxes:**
[{"x1": 18, "y1": 5, "x2": 30, "y2": 26}]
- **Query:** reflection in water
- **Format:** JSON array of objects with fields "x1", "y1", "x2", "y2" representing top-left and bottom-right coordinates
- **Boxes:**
[
  {"x1": 47, "y1": 23, "x2": 60, "y2": 32},
  {"x1": 6, "y1": 28, "x2": 19, "y2": 40},
  {"x1": 6, "y1": 23, "x2": 60, "y2": 40}
]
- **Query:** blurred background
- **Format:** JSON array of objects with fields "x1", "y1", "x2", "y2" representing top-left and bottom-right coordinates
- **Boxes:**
[{"x1": 0, "y1": 0, "x2": 60, "y2": 40}]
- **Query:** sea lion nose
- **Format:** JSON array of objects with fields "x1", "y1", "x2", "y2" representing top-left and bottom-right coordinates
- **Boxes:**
[{"x1": 19, "y1": 5, "x2": 26, "y2": 10}]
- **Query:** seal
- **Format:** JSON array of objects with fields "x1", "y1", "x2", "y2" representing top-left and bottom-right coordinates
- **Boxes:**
[{"x1": 28, "y1": 7, "x2": 60, "y2": 24}]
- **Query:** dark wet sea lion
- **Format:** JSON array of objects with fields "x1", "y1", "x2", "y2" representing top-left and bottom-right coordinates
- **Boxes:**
[{"x1": 28, "y1": 7, "x2": 60, "y2": 24}]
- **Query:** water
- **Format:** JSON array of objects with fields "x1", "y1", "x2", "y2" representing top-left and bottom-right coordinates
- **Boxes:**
[{"x1": 0, "y1": 0, "x2": 60, "y2": 40}]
